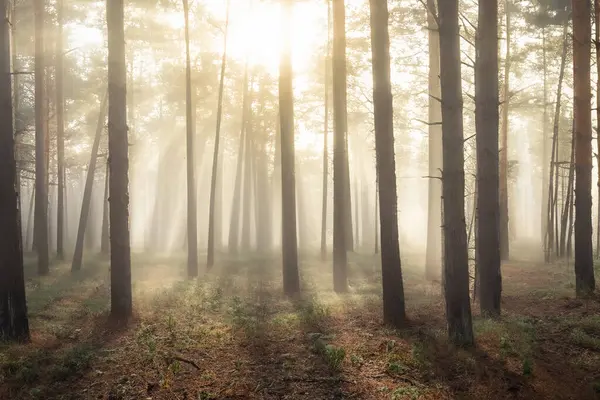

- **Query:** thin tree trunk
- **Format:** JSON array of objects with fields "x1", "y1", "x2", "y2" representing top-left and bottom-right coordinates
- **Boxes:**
[
  {"x1": 332, "y1": 0, "x2": 348, "y2": 293},
  {"x1": 594, "y1": 0, "x2": 600, "y2": 258},
  {"x1": 107, "y1": 0, "x2": 132, "y2": 319},
  {"x1": 34, "y1": 0, "x2": 49, "y2": 275},
  {"x1": 438, "y1": 0, "x2": 475, "y2": 346},
  {"x1": 475, "y1": 0, "x2": 501, "y2": 317},
  {"x1": 255, "y1": 77, "x2": 272, "y2": 252},
  {"x1": 0, "y1": 0, "x2": 29, "y2": 340},
  {"x1": 25, "y1": 186, "x2": 35, "y2": 251},
  {"x1": 207, "y1": 0, "x2": 230, "y2": 268},
  {"x1": 183, "y1": 0, "x2": 198, "y2": 276},
  {"x1": 71, "y1": 92, "x2": 107, "y2": 272},
  {"x1": 541, "y1": 26, "x2": 549, "y2": 250},
  {"x1": 227, "y1": 62, "x2": 249, "y2": 254},
  {"x1": 374, "y1": 187, "x2": 379, "y2": 254},
  {"x1": 425, "y1": 0, "x2": 443, "y2": 281},
  {"x1": 572, "y1": 0, "x2": 596, "y2": 296},
  {"x1": 100, "y1": 162, "x2": 109, "y2": 255},
  {"x1": 241, "y1": 76, "x2": 254, "y2": 252},
  {"x1": 545, "y1": 20, "x2": 568, "y2": 263},
  {"x1": 499, "y1": 0, "x2": 511, "y2": 261},
  {"x1": 321, "y1": 0, "x2": 331, "y2": 261},
  {"x1": 279, "y1": 0, "x2": 300, "y2": 295},
  {"x1": 368, "y1": 0, "x2": 406, "y2": 328},
  {"x1": 56, "y1": 0, "x2": 65, "y2": 260},
  {"x1": 560, "y1": 129, "x2": 575, "y2": 258}
]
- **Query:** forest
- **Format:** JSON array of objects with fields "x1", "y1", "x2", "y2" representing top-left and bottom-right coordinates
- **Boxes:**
[{"x1": 0, "y1": 0, "x2": 599, "y2": 398}]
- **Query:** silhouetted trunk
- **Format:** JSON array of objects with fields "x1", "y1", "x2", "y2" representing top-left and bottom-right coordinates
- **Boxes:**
[
  {"x1": 332, "y1": 0, "x2": 348, "y2": 293},
  {"x1": 228, "y1": 62, "x2": 249, "y2": 254},
  {"x1": 241, "y1": 77, "x2": 253, "y2": 252},
  {"x1": 559, "y1": 131, "x2": 575, "y2": 257},
  {"x1": 369, "y1": 0, "x2": 406, "y2": 328},
  {"x1": 572, "y1": 0, "x2": 596, "y2": 296},
  {"x1": 438, "y1": 0, "x2": 474, "y2": 346},
  {"x1": 545, "y1": 21, "x2": 568, "y2": 263},
  {"x1": 207, "y1": 0, "x2": 230, "y2": 268},
  {"x1": 34, "y1": 0, "x2": 49, "y2": 275},
  {"x1": 475, "y1": 0, "x2": 501, "y2": 317},
  {"x1": 56, "y1": 0, "x2": 65, "y2": 260},
  {"x1": 25, "y1": 186, "x2": 34, "y2": 251},
  {"x1": 183, "y1": 0, "x2": 198, "y2": 276},
  {"x1": 425, "y1": 0, "x2": 442, "y2": 281},
  {"x1": 107, "y1": 0, "x2": 132, "y2": 319},
  {"x1": 255, "y1": 79, "x2": 272, "y2": 252},
  {"x1": 353, "y1": 174, "x2": 360, "y2": 249},
  {"x1": 72, "y1": 92, "x2": 108, "y2": 271},
  {"x1": 595, "y1": 0, "x2": 600, "y2": 258},
  {"x1": 279, "y1": 0, "x2": 300, "y2": 295},
  {"x1": 321, "y1": 0, "x2": 331, "y2": 260},
  {"x1": 0, "y1": 0, "x2": 29, "y2": 341},
  {"x1": 541, "y1": 27, "x2": 549, "y2": 250},
  {"x1": 100, "y1": 162, "x2": 109, "y2": 255},
  {"x1": 499, "y1": 0, "x2": 510, "y2": 261}
]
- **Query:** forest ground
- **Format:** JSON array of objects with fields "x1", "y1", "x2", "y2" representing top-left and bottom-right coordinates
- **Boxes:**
[{"x1": 1, "y1": 249, "x2": 600, "y2": 400}]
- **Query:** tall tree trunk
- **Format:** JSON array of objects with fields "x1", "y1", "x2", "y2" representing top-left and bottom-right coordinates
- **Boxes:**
[
  {"x1": 0, "y1": 0, "x2": 29, "y2": 341},
  {"x1": 368, "y1": 0, "x2": 406, "y2": 328},
  {"x1": 321, "y1": 0, "x2": 331, "y2": 261},
  {"x1": 572, "y1": 0, "x2": 596, "y2": 296},
  {"x1": 279, "y1": 0, "x2": 300, "y2": 295},
  {"x1": 207, "y1": 0, "x2": 230, "y2": 268},
  {"x1": 107, "y1": 0, "x2": 132, "y2": 319},
  {"x1": 72, "y1": 92, "x2": 108, "y2": 271},
  {"x1": 499, "y1": 0, "x2": 511, "y2": 261},
  {"x1": 56, "y1": 0, "x2": 65, "y2": 260},
  {"x1": 594, "y1": 0, "x2": 600, "y2": 258},
  {"x1": 25, "y1": 186, "x2": 35, "y2": 251},
  {"x1": 332, "y1": 0, "x2": 349, "y2": 293},
  {"x1": 475, "y1": 0, "x2": 501, "y2": 317},
  {"x1": 438, "y1": 0, "x2": 475, "y2": 346},
  {"x1": 425, "y1": 0, "x2": 443, "y2": 280},
  {"x1": 545, "y1": 20, "x2": 568, "y2": 263},
  {"x1": 255, "y1": 78, "x2": 272, "y2": 252},
  {"x1": 241, "y1": 77, "x2": 253, "y2": 252},
  {"x1": 227, "y1": 62, "x2": 249, "y2": 254},
  {"x1": 541, "y1": 26, "x2": 549, "y2": 250},
  {"x1": 374, "y1": 187, "x2": 379, "y2": 254},
  {"x1": 560, "y1": 131, "x2": 575, "y2": 257},
  {"x1": 183, "y1": 0, "x2": 198, "y2": 276},
  {"x1": 100, "y1": 162, "x2": 109, "y2": 255},
  {"x1": 34, "y1": 0, "x2": 49, "y2": 275}
]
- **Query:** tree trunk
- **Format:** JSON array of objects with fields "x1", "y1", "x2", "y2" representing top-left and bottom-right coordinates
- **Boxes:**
[
  {"x1": 438, "y1": 0, "x2": 475, "y2": 346},
  {"x1": 25, "y1": 186, "x2": 35, "y2": 251},
  {"x1": 0, "y1": 0, "x2": 29, "y2": 341},
  {"x1": 559, "y1": 130, "x2": 575, "y2": 257},
  {"x1": 72, "y1": 92, "x2": 108, "y2": 271},
  {"x1": 541, "y1": 26, "x2": 549, "y2": 250},
  {"x1": 425, "y1": 0, "x2": 443, "y2": 281},
  {"x1": 321, "y1": 0, "x2": 331, "y2": 261},
  {"x1": 183, "y1": 0, "x2": 198, "y2": 276},
  {"x1": 594, "y1": 0, "x2": 600, "y2": 259},
  {"x1": 475, "y1": 0, "x2": 501, "y2": 317},
  {"x1": 374, "y1": 187, "x2": 379, "y2": 254},
  {"x1": 572, "y1": 0, "x2": 596, "y2": 296},
  {"x1": 56, "y1": 0, "x2": 65, "y2": 260},
  {"x1": 227, "y1": 62, "x2": 249, "y2": 254},
  {"x1": 255, "y1": 78, "x2": 272, "y2": 252},
  {"x1": 100, "y1": 162, "x2": 109, "y2": 255},
  {"x1": 368, "y1": 0, "x2": 406, "y2": 328},
  {"x1": 332, "y1": 0, "x2": 348, "y2": 293},
  {"x1": 280, "y1": 0, "x2": 300, "y2": 295},
  {"x1": 545, "y1": 20, "x2": 568, "y2": 263},
  {"x1": 34, "y1": 0, "x2": 49, "y2": 275},
  {"x1": 107, "y1": 0, "x2": 132, "y2": 319},
  {"x1": 241, "y1": 77, "x2": 253, "y2": 252},
  {"x1": 207, "y1": 0, "x2": 230, "y2": 268},
  {"x1": 499, "y1": 0, "x2": 510, "y2": 261}
]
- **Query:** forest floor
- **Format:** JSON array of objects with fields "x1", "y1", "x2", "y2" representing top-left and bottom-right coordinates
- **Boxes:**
[{"x1": 1, "y1": 251, "x2": 600, "y2": 400}]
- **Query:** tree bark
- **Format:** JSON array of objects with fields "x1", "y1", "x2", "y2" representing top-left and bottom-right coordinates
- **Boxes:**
[
  {"x1": 280, "y1": 0, "x2": 300, "y2": 295},
  {"x1": 475, "y1": 0, "x2": 501, "y2": 317},
  {"x1": 0, "y1": 0, "x2": 29, "y2": 341},
  {"x1": 72, "y1": 92, "x2": 108, "y2": 271},
  {"x1": 241, "y1": 76, "x2": 253, "y2": 252},
  {"x1": 438, "y1": 0, "x2": 474, "y2": 345},
  {"x1": 332, "y1": 0, "x2": 348, "y2": 293},
  {"x1": 425, "y1": 0, "x2": 443, "y2": 281},
  {"x1": 572, "y1": 0, "x2": 596, "y2": 296},
  {"x1": 34, "y1": 0, "x2": 49, "y2": 275},
  {"x1": 541, "y1": 26, "x2": 549, "y2": 251},
  {"x1": 207, "y1": 0, "x2": 230, "y2": 268},
  {"x1": 594, "y1": 0, "x2": 600, "y2": 258},
  {"x1": 107, "y1": 0, "x2": 132, "y2": 319},
  {"x1": 100, "y1": 162, "x2": 109, "y2": 255},
  {"x1": 56, "y1": 0, "x2": 65, "y2": 260},
  {"x1": 368, "y1": 0, "x2": 406, "y2": 327}
]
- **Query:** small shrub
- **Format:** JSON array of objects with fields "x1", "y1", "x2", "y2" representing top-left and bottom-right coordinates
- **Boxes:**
[
  {"x1": 570, "y1": 328, "x2": 600, "y2": 351},
  {"x1": 324, "y1": 345, "x2": 346, "y2": 370},
  {"x1": 298, "y1": 297, "x2": 330, "y2": 330},
  {"x1": 391, "y1": 386, "x2": 421, "y2": 400},
  {"x1": 387, "y1": 360, "x2": 408, "y2": 375},
  {"x1": 350, "y1": 354, "x2": 364, "y2": 366},
  {"x1": 522, "y1": 357, "x2": 533, "y2": 376}
]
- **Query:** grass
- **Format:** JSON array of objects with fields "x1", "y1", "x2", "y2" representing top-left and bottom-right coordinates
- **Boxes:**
[{"x1": 1, "y1": 253, "x2": 599, "y2": 399}]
